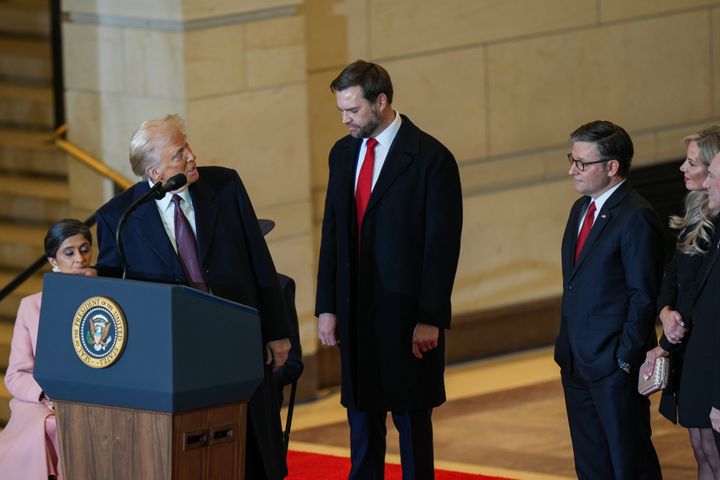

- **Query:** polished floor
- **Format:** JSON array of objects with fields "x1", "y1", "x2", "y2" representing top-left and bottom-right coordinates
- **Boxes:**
[{"x1": 285, "y1": 347, "x2": 698, "y2": 479}]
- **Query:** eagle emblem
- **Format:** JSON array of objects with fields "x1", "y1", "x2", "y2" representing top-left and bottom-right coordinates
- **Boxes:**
[{"x1": 86, "y1": 315, "x2": 113, "y2": 351}]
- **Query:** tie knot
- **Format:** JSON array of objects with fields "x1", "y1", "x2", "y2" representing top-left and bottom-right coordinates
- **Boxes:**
[
  {"x1": 172, "y1": 194, "x2": 182, "y2": 207},
  {"x1": 587, "y1": 201, "x2": 596, "y2": 215},
  {"x1": 366, "y1": 138, "x2": 378, "y2": 150}
]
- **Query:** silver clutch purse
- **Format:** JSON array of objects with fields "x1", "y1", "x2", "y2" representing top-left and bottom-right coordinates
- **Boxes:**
[{"x1": 638, "y1": 356, "x2": 670, "y2": 396}]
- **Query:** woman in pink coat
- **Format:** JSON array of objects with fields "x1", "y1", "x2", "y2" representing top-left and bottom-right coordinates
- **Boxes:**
[{"x1": 0, "y1": 219, "x2": 96, "y2": 480}]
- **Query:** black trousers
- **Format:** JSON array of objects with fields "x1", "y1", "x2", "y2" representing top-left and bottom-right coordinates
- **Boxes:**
[
  {"x1": 561, "y1": 368, "x2": 662, "y2": 480},
  {"x1": 347, "y1": 408, "x2": 434, "y2": 480}
]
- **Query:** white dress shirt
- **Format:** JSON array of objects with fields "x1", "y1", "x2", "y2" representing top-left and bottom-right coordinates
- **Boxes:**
[
  {"x1": 150, "y1": 180, "x2": 197, "y2": 253},
  {"x1": 354, "y1": 110, "x2": 403, "y2": 191},
  {"x1": 577, "y1": 179, "x2": 626, "y2": 235}
]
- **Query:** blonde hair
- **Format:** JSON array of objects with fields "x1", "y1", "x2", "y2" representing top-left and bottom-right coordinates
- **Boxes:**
[
  {"x1": 129, "y1": 114, "x2": 186, "y2": 179},
  {"x1": 671, "y1": 125, "x2": 720, "y2": 255}
]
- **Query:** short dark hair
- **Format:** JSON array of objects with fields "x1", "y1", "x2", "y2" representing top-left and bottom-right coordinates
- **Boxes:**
[
  {"x1": 330, "y1": 60, "x2": 394, "y2": 104},
  {"x1": 44, "y1": 219, "x2": 92, "y2": 258},
  {"x1": 570, "y1": 120, "x2": 633, "y2": 177}
]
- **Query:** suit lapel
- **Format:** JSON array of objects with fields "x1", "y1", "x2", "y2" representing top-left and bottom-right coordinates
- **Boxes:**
[
  {"x1": 691, "y1": 222, "x2": 720, "y2": 306},
  {"x1": 569, "y1": 182, "x2": 630, "y2": 280},
  {"x1": 365, "y1": 115, "x2": 416, "y2": 216},
  {"x1": 127, "y1": 183, "x2": 184, "y2": 277},
  {"x1": 563, "y1": 198, "x2": 586, "y2": 279},
  {"x1": 337, "y1": 136, "x2": 362, "y2": 239},
  {"x1": 189, "y1": 178, "x2": 219, "y2": 264}
]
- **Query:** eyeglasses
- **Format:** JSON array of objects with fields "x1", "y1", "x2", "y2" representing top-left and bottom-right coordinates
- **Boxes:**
[{"x1": 567, "y1": 153, "x2": 611, "y2": 172}]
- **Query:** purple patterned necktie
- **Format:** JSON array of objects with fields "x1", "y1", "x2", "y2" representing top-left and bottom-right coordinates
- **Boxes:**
[{"x1": 172, "y1": 194, "x2": 208, "y2": 292}]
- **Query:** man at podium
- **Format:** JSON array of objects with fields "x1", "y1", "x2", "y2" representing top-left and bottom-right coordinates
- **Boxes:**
[{"x1": 94, "y1": 114, "x2": 292, "y2": 480}]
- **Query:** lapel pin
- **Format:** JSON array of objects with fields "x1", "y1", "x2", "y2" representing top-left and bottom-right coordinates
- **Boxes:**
[{"x1": 600, "y1": 214, "x2": 607, "y2": 219}]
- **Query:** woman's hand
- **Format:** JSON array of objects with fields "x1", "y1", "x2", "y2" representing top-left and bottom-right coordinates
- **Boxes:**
[
  {"x1": 659, "y1": 306, "x2": 687, "y2": 343},
  {"x1": 710, "y1": 407, "x2": 720, "y2": 433},
  {"x1": 643, "y1": 346, "x2": 669, "y2": 379},
  {"x1": 81, "y1": 266, "x2": 97, "y2": 277}
]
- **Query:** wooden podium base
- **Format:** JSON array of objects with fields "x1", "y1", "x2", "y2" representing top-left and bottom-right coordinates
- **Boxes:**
[{"x1": 55, "y1": 400, "x2": 247, "y2": 480}]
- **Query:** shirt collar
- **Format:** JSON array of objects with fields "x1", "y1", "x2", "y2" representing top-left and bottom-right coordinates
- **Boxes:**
[
  {"x1": 149, "y1": 179, "x2": 192, "y2": 212},
  {"x1": 364, "y1": 110, "x2": 402, "y2": 148},
  {"x1": 592, "y1": 178, "x2": 626, "y2": 213}
]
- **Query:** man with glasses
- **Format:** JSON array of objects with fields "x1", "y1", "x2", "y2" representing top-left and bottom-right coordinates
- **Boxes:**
[{"x1": 555, "y1": 120, "x2": 665, "y2": 479}]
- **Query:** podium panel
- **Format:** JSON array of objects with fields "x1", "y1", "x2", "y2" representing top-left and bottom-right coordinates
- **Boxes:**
[
  {"x1": 35, "y1": 273, "x2": 264, "y2": 412},
  {"x1": 55, "y1": 401, "x2": 247, "y2": 480}
]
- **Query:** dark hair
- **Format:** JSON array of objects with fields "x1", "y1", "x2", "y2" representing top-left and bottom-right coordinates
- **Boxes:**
[
  {"x1": 570, "y1": 120, "x2": 634, "y2": 177},
  {"x1": 330, "y1": 60, "x2": 394, "y2": 104},
  {"x1": 44, "y1": 219, "x2": 92, "y2": 258}
]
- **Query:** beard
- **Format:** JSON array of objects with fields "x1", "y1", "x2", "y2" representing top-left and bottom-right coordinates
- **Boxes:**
[{"x1": 350, "y1": 106, "x2": 381, "y2": 139}]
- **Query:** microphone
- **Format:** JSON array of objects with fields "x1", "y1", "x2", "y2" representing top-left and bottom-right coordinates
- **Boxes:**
[
  {"x1": 137, "y1": 173, "x2": 188, "y2": 205},
  {"x1": 115, "y1": 173, "x2": 188, "y2": 278}
]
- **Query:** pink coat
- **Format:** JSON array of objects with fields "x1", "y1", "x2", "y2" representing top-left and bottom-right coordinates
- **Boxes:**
[{"x1": 0, "y1": 292, "x2": 62, "y2": 480}]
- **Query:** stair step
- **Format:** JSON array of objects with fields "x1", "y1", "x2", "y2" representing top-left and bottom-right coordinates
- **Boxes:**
[
  {"x1": 0, "y1": 173, "x2": 69, "y2": 200},
  {"x1": 0, "y1": 1, "x2": 50, "y2": 38},
  {"x1": 0, "y1": 321, "x2": 12, "y2": 371},
  {"x1": 0, "y1": 82, "x2": 53, "y2": 129},
  {"x1": 0, "y1": 36, "x2": 51, "y2": 83},
  {"x1": 0, "y1": 172, "x2": 70, "y2": 223},
  {"x1": 0, "y1": 128, "x2": 67, "y2": 177},
  {"x1": 0, "y1": 222, "x2": 47, "y2": 270},
  {"x1": 0, "y1": 374, "x2": 9, "y2": 425},
  {"x1": 0, "y1": 269, "x2": 44, "y2": 318}
]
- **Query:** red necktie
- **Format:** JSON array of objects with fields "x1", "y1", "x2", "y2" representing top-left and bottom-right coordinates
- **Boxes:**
[
  {"x1": 575, "y1": 201, "x2": 596, "y2": 262},
  {"x1": 356, "y1": 138, "x2": 378, "y2": 237}
]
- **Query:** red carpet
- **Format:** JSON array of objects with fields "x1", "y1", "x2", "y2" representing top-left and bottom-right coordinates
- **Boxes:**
[{"x1": 286, "y1": 451, "x2": 513, "y2": 479}]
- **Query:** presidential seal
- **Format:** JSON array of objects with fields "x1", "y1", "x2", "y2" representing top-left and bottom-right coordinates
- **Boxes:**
[{"x1": 72, "y1": 296, "x2": 127, "y2": 368}]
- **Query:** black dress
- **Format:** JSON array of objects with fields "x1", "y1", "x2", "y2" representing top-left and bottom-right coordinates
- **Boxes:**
[{"x1": 657, "y1": 222, "x2": 717, "y2": 427}]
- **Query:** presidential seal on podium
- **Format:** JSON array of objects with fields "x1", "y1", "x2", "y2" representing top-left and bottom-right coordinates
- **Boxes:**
[{"x1": 72, "y1": 296, "x2": 127, "y2": 368}]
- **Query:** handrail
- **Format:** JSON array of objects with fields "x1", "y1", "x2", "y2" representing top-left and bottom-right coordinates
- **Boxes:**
[
  {"x1": 52, "y1": 125, "x2": 133, "y2": 190},
  {"x1": 0, "y1": 128, "x2": 133, "y2": 302}
]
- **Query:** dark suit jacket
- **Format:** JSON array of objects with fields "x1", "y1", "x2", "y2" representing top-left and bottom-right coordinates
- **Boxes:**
[
  {"x1": 688, "y1": 224, "x2": 720, "y2": 409},
  {"x1": 316, "y1": 115, "x2": 463, "y2": 411},
  {"x1": 95, "y1": 166, "x2": 290, "y2": 479},
  {"x1": 554, "y1": 182, "x2": 665, "y2": 381}
]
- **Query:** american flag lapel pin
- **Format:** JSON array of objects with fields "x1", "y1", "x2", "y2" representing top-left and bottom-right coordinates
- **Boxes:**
[{"x1": 600, "y1": 214, "x2": 607, "y2": 219}]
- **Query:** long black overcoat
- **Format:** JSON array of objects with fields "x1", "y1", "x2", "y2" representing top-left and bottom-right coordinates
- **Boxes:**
[{"x1": 316, "y1": 115, "x2": 463, "y2": 411}]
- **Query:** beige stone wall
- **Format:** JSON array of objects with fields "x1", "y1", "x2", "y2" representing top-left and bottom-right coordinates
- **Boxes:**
[{"x1": 304, "y1": 0, "x2": 720, "y2": 315}]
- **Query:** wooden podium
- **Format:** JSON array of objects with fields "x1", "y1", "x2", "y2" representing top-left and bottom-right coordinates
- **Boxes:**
[{"x1": 34, "y1": 274, "x2": 264, "y2": 480}]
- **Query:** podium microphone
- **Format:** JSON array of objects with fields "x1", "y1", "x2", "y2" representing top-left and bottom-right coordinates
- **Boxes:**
[{"x1": 115, "y1": 173, "x2": 188, "y2": 278}]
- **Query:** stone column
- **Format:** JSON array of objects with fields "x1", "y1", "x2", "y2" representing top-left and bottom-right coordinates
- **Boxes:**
[{"x1": 61, "y1": 0, "x2": 319, "y2": 398}]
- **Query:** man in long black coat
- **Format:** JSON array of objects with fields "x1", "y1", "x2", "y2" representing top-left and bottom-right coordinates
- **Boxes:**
[
  {"x1": 315, "y1": 60, "x2": 463, "y2": 479},
  {"x1": 94, "y1": 114, "x2": 291, "y2": 480}
]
